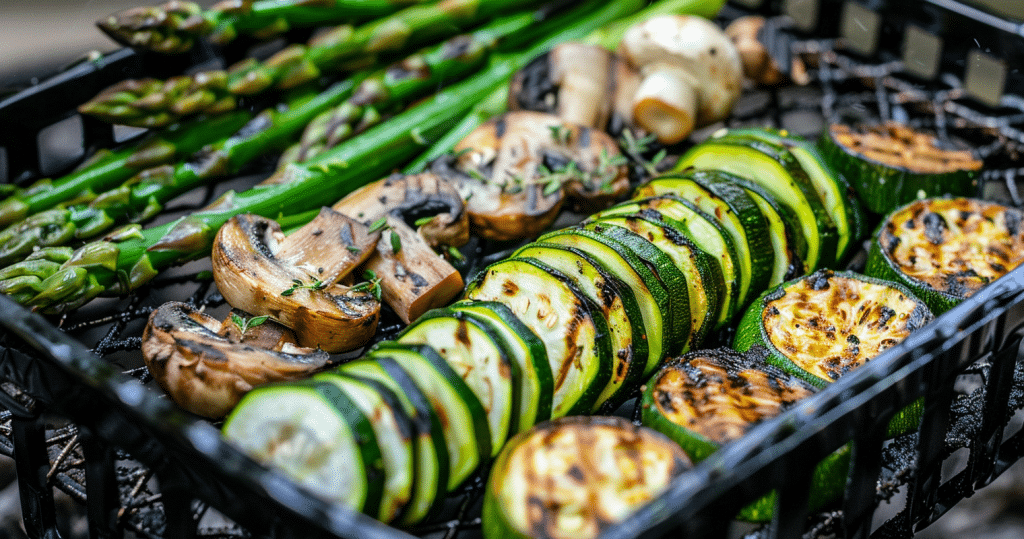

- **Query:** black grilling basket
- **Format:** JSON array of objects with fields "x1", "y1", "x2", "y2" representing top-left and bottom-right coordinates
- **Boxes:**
[{"x1": 2, "y1": 0, "x2": 1024, "y2": 538}]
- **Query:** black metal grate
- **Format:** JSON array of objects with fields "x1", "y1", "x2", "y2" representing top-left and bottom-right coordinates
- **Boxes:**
[{"x1": 3, "y1": 1, "x2": 1024, "y2": 539}]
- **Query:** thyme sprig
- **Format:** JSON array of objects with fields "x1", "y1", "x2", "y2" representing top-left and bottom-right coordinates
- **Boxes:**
[{"x1": 230, "y1": 312, "x2": 269, "y2": 335}]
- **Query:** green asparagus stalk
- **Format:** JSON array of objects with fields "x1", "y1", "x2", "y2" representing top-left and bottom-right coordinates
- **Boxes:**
[
  {"x1": 80, "y1": 0, "x2": 550, "y2": 127},
  {"x1": 0, "y1": 11, "x2": 553, "y2": 267},
  {"x1": 5, "y1": 0, "x2": 648, "y2": 314},
  {"x1": 402, "y1": 84, "x2": 509, "y2": 174},
  {"x1": 0, "y1": 111, "x2": 254, "y2": 228},
  {"x1": 97, "y1": 0, "x2": 433, "y2": 55}
]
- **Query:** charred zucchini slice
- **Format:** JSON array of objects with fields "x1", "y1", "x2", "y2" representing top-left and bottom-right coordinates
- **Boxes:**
[
  {"x1": 397, "y1": 309, "x2": 519, "y2": 456},
  {"x1": 222, "y1": 379, "x2": 384, "y2": 515},
  {"x1": 866, "y1": 197, "x2": 1024, "y2": 314},
  {"x1": 512, "y1": 242, "x2": 649, "y2": 411},
  {"x1": 639, "y1": 347, "x2": 849, "y2": 522},
  {"x1": 594, "y1": 194, "x2": 741, "y2": 326},
  {"x1": 585, "y1": 217, "x2": 721, "y2": 351},
  {"x1": 711, "y1": 127, "x2": 867, "y2": 262},
  {"x1": 734, "y1": 269, "x2": 934, "y2": 388},
  {"x1": 635, "y1": 170, "x2": 776, "y2": 306},
  {"x1": 822, "y1": 123, "x2": 982, "y2": 215},
  {"x1": 313, "y1": 372, "x2": 414, "y2": 523},
  {"x1": 537, "y1": 227, "x2": 678, "y2": 376},
  {"x1": 465, "y1": 258, "x2": 613, "y2": 418},
  {"x1": 449, "y1": 300, "x2": 554, "y2": 435},
  {"x1": 363, "y1": 342, "x2": 490, "y2": 490},
  {"x1": 482, "y1": 415, "x2": 692, "y2": 539},
  {"x1": 673, "y1": 137, "x2": 839, "y2": 271},
  {"x1": 338, "y1": 358, "x2": 449, "y2": 525}
]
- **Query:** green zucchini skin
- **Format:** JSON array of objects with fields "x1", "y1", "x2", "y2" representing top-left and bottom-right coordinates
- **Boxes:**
[
  {"x1": 639, "y1": 347, "x2": 849, "y2": 522},
  {"x1": 733, "y1": 269, "x2": 933, "y2": 389},
  {"x1": 635, "y1": 170, "x2": 776, "y2": 308},
  {"x1": 511, "y1": 243, "x2": 650, "y2": 412},
  {"x1": 673, "y1": 137, "x2": 839, "y2": 272},
  {"x1": 339, "y1": 358, "x2": 450, "y2": 526},
  {"x1": 593, "y1": 195, "x2": 741, "y2": 328},
  {"x1": 465, "y1": 257, "x2": 613, "y2": 418},
  {"x1": 585, "y1": 217, "x2": 721, "y2": 352},
  {"x1": 820, "y1": 123, "x2": 981, "y2": 216},
  {"x1": 537, "y1": 227, "x2": 677, "y2": 377},
  {"x1": 222, "y1": 379, "x2": 385, "y2": 515},
  {"x1": 865, "y1": 197, "x2": 1024, "y2": 315},
  {"x1": 397, "y1": 309, "x2": 520, "y2": 457},
  {"x1": 482, "y1": 416, "x2": 692, "y2": 539},
  {"x1": 449, "y1": 300, "x2": 554, "y2": 435},
  {"x1": 710, "y1": 127, "x2": 867, "y2": 263}
]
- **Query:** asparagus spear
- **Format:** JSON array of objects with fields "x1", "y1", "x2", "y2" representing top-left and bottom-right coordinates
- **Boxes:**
[
  {"x1": 0, "y1": 11, "x2": 550, "y2": 267},
  {"x1": 97, "y1": 0, "x2": 433, "y2": 55},
  {"x1": 80, "y1": 0, "x2": 551, "y2": 127},
  {"x1": 0, "y1": 111, "x2": 254, "y2": 228},
  {"x1": 4, "y1": 0, "x2": 648, "y2": 314}
]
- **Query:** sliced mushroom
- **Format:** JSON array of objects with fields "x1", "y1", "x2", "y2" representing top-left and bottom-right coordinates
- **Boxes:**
[
  {"x1": 434, "y1": 110, "x2": 629, "y2": 236},
  {"x1": 725, "y1": 16, "x2": 785, "y2": 86},
  {"x1": 331, "y1": 172, "x2": 468, "y2": 323},
  {"x1": 618, "y1": 15, "x2": 744, "y2": 144},
  {"x1": 142, "y1": 302, "x2": 330, "y2": 419},
  {"x1": 212, "y1": 208, "x2": 381, "y2": 353}
]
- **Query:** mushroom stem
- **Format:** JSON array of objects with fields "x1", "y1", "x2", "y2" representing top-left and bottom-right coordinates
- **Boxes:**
[
  {"x1": 366, "y1": 216, "x2": 464, "y2": 324},
  {"x1": 631, "y1": 67, "x2": 697, "y2": 145}
]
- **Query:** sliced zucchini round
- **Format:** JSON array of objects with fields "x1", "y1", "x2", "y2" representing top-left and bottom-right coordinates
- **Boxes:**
[
  {"x1": 710, "y1": 127, "x2": 867, "y2": 262},
  {"x1": 465, "y1": 257, "x2": 613, "y2": 418},
  {"x1": 313, "y1": 372, "x2": 414, "y2": 523},
  {"x1": 481, "y1": 415, "x2": 692, "y2": 539},
  {"x1": 363, "y1": 342, "x2": 490, "y2": 490},
  {"x1": 639, "y1": 347, "x2": 850, "y2": 522},
  {"x1": 866, "y1": 197, "x2": 1024, "y2": 314},
  {"x1": 338, "y1": 358, "x2": 449, "y2": 525},
  {"x1": 222, "y1": 379, "x2": 385, "y2": 515},
  {"x1": 449, "y1": 299, "x2": 554, "y2": 435},
  {"x1": 537, "y1": 227, "x2": 678, "y2": 376},
  {"x1": 635, "y1": 170, "x2": 776, "y2": 307},
  {"x1": 821, "y1": 123, "x2": 982, "y2": 215},
  {"x1": 585, "y1": 217, "x2": 721, "y2": 352},
  {"x1": 594, "y1": 195, "x2": 741, "y2": 326},
  {"x1": 398, "y1": 309, "x2": 519, "y2": 456},
  {"x1": 673, "y1": 137, "x2": 839, "y2": 271},
  {"x1": 512, "y1": 242, "x2": 649, "y2": 412},
  {"x1": 733, "y1": 269, "x2": 934, "y2": 388}
]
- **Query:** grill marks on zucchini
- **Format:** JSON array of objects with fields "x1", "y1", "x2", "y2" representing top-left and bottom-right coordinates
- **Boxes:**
[
  {"x1": 737, "y1": 270, "x2": 933, "y2": 386},
  {"x1": 870, "y1": 198, "x2": 1024, "y2": 311},
  {"x1": 466, "y1": 258, "x2": 613, "y2": 418},
  {"x1": 482, "y1": 416, "x2": 692, "y2": 539}
]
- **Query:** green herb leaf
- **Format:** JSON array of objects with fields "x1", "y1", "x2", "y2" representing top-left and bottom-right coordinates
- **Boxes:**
[
  {"x1": 249, "y1": 315, "x2": 269, "y2": 327},
  {"x1": 346, "y1": 245, "x2": 361, "y2": 253},
  {"x1": 390, "y1": 231, "x2": 402, "y2": 254},
  {"x1": 414, "y1": 216, "x2": 434, "y2": 227},
  {"x1": 368, "y1": 216, "x2": 388, "y2": 233},
  {"x1": 230, "y1": 312, "x2": 244, "y2": 329}
]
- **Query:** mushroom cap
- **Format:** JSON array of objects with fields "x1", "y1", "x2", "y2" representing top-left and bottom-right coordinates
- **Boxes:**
[
  {"x1": 619, "y1": 14, "x2": 743, "y2": 127},
  {"x1": 212, "y1": 211, "x2": 380, "y2": 353},
  {"x1": 142, "y1": 302, "x2": 330, "y2": 419}
]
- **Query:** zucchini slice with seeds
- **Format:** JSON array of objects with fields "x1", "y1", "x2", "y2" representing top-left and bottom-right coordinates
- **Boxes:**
[
  {"x1": 640, "y1": 347, "x2": 848, "y2": 522},
  {"x1": 482, "y1": 415, "x2": 692, "y2": 539},
  {"x1": 222, "y1": 379, "x2": 385, "y2": 515},
  {"x1": 585, "y1": 217, "x2": 721, "y2": 351},
  {"x1": 313, "y1": 372, "x2": 414, "y2": 523},
  {"x1": 338, "y1": 358, "x2": 449, "y2": 525},
  {"x1": 822, "y1": 123, "x2": 982, "y2": 215},
  {"x1": 465, "y1": 257, "x2": 613, "y2": 418},
  {"x1": 594, "y1": 195, "x2": 741, "y2": 326},
  {"x1": 363, "y1": 342, "x2": 490, "y2": 490},
  {"x1": 512, "y1": 242, "x2": 649, "y2": 411},
  {"x1": 733, "y1": 269, "x2": 934, "y2": 388},
  {"x1": 711, "y1": 127, "x2": 867, "y2": 261},
  {"x1": 537, "y1": 227, "x2": 679, "y2": 376},
  {"x1": 635, "y1": 170, "x2": 775, "y2": 306},
  {"x1": 673, "y1": 137, "x2": 839, "y2": 271},
  {"x1": 866, "y1": 197, "x2": 1024, "y2": 314},
  {"x1": 398, "y1": 309, "x2": 519, "y2": 456},
  {"x1": 449, "y1": 300, "x2": 554, "y2": 435}
]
